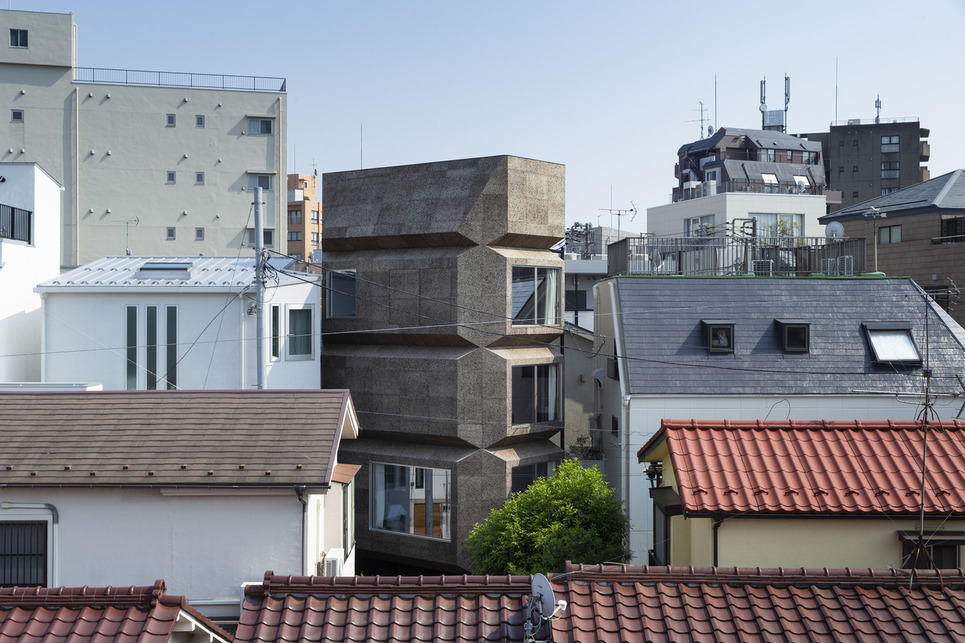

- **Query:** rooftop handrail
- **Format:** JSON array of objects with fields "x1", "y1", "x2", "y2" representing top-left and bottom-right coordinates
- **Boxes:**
[
  {"x1": 74, "y1": 67, "x2": 286, "y2": 92},
  {"x1": 829, "y1": 116, "x2": 921, "y2": 126}
]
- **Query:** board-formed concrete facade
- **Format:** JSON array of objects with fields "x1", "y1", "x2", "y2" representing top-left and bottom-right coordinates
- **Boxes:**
[
  {"x1": 322, "y1": 156, "x2": 565, "y2": 572},
  {"x1": 0, "y1": 9, "x2": 286, "y2": 267}
]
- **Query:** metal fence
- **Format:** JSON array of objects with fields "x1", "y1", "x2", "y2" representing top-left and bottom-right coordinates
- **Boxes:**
[
  {"x1": 0, "y1": 203, "x2": 32, "y2": 244},
  {"x1": 607, "y1": 235, "x2": 867, "y2": 278},
  {"x1": 75, "y1": 67, "x2": 286, "y2": 92},
  {"x1": 674, "y1": 179, "x2": 830, "y2": 203}
]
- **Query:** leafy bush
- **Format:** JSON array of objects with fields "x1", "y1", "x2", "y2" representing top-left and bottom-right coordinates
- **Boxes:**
[{"x1": 466, "y1": 458, "x2": 630, "y2": 574}]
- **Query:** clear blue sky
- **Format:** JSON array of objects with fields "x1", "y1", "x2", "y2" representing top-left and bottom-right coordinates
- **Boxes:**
[{"x1": 17, "y1": 0, "x2": 965, "y2": 234}]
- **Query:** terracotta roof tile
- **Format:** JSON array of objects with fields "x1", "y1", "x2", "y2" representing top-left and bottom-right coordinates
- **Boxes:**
[
  {"x1": 0, "y1": 390, "x2": 354, "y2": 488},
  {"x1": 640, "y1": 419, "x2": 965, "y2": 516},
  {"x1": 0, "y1": 581, "x2": 229, "y2": 643}
]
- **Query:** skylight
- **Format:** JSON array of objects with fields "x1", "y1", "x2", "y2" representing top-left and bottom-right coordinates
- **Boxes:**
[{"x1": 863, "y1": 323, "x2": 922, "y2": 365}]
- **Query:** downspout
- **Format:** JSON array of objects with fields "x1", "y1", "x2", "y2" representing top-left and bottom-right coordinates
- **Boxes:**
[
  {"x1": 712, "y1": 514, "x2": 726, "y2": 567},
  {"x1": 1, "y1": 502, "x2": 59, "y2": 586},
  {"x1": 294, "y1": 485, "x2": 307, "y2": 574},
  {"x1": 73, "y1": 87, "x2": 80, "y2": 266}
]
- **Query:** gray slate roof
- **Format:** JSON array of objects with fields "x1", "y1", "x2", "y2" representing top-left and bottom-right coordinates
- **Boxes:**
[
  {"x1": 0, "y1": 390, "x2": 355, "y2": 487},
  {"x1": 614, "y1": 276, "x2": 965, "y2": 396},
  {"x1": 821, "y1": 169, "x2": 965, "y2": 222},
  {"x1": 678, "y1": 127, "x2": 822, "y2": 157}
]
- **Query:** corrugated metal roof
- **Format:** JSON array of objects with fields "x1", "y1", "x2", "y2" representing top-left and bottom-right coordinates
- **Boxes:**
[
  {"x1": 612, "y1": 277, "x2": 965, "y2": 396},
  {"x1": 35, "y1": 255, "x2": 301, "y2": 290},
  {"x1": 642, "y1": 419, "x2": 965, "y2": 516},
  {"x1": 0, "y1": 390, "x2": 352, "y2": 487}
]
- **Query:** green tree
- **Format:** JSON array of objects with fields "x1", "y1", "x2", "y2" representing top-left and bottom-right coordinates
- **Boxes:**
[{"x1": 466, "y1": 459, "x2": 630, "y2": 575}]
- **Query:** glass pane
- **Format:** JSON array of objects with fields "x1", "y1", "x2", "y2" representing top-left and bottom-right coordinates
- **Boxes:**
[
  {"x1": 146, "y1": 306, "x2": 157, "y2": 390},
  {"x1": 166, "y1": 306, "x2": 177, "y2": 389},
  {"x1": 372, "y1": 464, "x2": 410, "y2": 533},
  {"x1": 512, "y1": 365, "x2": 535, "y2": 424},
  {"x1": 869, "y1": 330, "x2": 920, "y2": 362},
  {"x1": 328, "y1": 272, "x2": 356, "y2": 318},
  {"x1": 288, "y1": 309, "x2": 312, "y2": 356},
  {"x1": 512, "y1": 266, "x2": 535, "y2": 323},
  {"x1": 126, "y1": 306, "x2": 137, "y2": 390},
  {"x1": 536, "y1": 268, "x2": 559, "y2": 325}
]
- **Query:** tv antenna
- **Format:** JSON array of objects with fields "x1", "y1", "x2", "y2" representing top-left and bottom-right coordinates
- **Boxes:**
[
  {"x1": 686, "y1": 101, "x2": 709, "y2": 139},
  {"x1": 124, "y1": 216, "x2": 139, "y2": 256},
  {"x1": 598, "y1": 201, "x2": 636, "y2": 240},
  {"x1": 875, "y1": 94, "x2": 882, "y2": 124},
  {"x1": 524, "y1": 573, "x2": 566, "y2": 643}
]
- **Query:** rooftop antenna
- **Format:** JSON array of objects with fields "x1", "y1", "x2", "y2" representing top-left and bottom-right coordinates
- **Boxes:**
[
  {"x1": 124, "y1": 216, "x2": 139, "y2": 256},
  {"x1": 686, "y1": 101, "x2": 709, "y2": 138},
  {"x1": 759, "y1": 77, "x2": 767, "y2": 129},
  {"x1": 783, "y1": 74, "x2": 790, "y2": 133},
  {"x1": 599, "y1": 201, "x2": 636, "y2": 240},
  {"x1": 875, "y1": 94, "x2": 882, "y2": 124}
]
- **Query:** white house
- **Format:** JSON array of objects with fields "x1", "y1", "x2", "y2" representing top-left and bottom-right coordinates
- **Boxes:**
[
  {"x1": 36, "y1": 255, "x2": 321, "y2": 390},
  {"x1": 591, "y1": 275, "x2": 965, "y2": 564},
  {"x1": 0, "y1": 162, "x2": 62, "y2": 382},
  {"x1": 0, "y1": 389, "x2": 360, "y2": 620}
]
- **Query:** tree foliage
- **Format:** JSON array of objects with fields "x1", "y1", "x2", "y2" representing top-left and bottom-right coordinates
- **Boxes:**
[{"x1": 466, "y1": 458, "x2": 630, "y2": 575}]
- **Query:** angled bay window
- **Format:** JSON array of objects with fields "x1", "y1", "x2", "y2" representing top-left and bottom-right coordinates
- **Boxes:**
[
  {"x1": 370, "y1": 463, "x2": 451, "y2": 540},
  {"x1": 512, "y1": 364, "x2": 559, "y2": 425},
  {"x1": 511, "y1": 266, "x2": 560, "y2": 325}
]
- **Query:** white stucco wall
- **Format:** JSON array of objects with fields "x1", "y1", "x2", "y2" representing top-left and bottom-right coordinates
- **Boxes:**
[
  {"x1": 646, "y1": 192, "x2": 827, "y2": 238},
  {"x1": 41, "y1": 282, "x2": 320, "y2": 389},
  {"x1": 0, "y1": 163, "x2": 62, "y2": 382}
]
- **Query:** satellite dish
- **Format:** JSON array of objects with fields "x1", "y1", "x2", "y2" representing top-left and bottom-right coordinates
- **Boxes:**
[
  {"x1": 531, "y1": 573, "x2": 556, "y2": 616},
  {"x1": 825, "y1": 221, "x2": 845, "y2": 239}
]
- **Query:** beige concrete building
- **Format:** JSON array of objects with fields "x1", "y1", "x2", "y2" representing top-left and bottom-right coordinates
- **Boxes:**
[
  {"x1": 0, "y1": 9, "x2": 287, "y2": 267},
  {"x1": 286, "y1": 174, "x2": 322, "y2": 262},
  {"x1": 322, "y1": 155, "x2": 565, "y2": 572}
]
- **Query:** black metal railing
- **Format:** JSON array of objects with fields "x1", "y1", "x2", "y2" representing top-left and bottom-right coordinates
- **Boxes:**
[
  {"x1": 607, "y1": 235, "x2": 867, "y2": 277},
  {"x1": 75, "y1": 67, "x2": 286, "y2": 92},
  {"x1": 0, "y1": 203, "x2": 32, "y2": 244},
  {"x1": 673, "y1": 179, "x2": 829, "y2": 203}
]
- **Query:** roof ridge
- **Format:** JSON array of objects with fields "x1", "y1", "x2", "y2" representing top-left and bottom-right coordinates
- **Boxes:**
[
  {"x1": 248, "y1": 571, "x2": 533, "y2": 596},
  {"x1": 0, "y1": 579, "x2": 166, "y2": 607}
]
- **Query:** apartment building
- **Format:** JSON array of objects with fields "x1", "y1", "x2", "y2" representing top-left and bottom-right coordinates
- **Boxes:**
[
  {"x1": 800, "y1": 118, "x2": 929, "y2": 212},
  {"x1": 287, "y1": 173, "x2": 322, "y2": 262},
  {"x1": 0, "y1": 9, "x2": 287, "y2": 267}
]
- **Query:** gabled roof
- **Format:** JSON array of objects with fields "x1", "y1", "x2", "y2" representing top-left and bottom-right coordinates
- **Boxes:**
[
  {"x1": 0, "y1": 580, "x2": 230, "y2": 643},
  {"x1": 237, "y1": 571, "x2": 534, "y2": 643},
  {"x1": 0, "y1": 390, "x2": 358, "y2": 488},
  {"x1": 821, "y1": 169, "x2": 965, "y2": 221},
  {"x1": 611, "y1": 276, "x2": 965, "y2": 396},
  {"x1": 638, "y1": 419, "x2": 965, "y2": 516},
  {"x1": 237, "y1": 567, "x2": 965, "y2": 642},
  {"x1": 35, "y1": 255, "x2": 305, "y2": 292}
]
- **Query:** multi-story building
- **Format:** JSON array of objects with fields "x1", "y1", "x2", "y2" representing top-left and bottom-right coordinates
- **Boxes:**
[
  {"x1": 648, "y1": 127, "x2": 831, "y2": 239},
  {"x1": 0, "y1": 9, "x2": 287, "y2": 267},
  {"x1": 286, "y1": 173, "x2": 322, "y2": 262},
  {"x1": 800, "y1": 117, "x2": 929, "y2": 212},
  {"x1": 322, "y1": 155, "x2": 565, "y2": 573}
]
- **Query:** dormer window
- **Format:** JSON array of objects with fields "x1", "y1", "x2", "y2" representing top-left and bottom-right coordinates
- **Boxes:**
[
  {"x1": 776, "y1": 319, "x2": 809, "y2": 353},
  {"x1": 701, "y1": 320, "x2": 734, "y2": 354},
  {"x1": 863, "y1": 322, "x2": 922, "y2": 365}
]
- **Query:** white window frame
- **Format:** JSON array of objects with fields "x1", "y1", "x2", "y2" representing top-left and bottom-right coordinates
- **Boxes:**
[
  {"x1": 247, "y1": 174, "x2": 273, "y2": 191},
  {"x1": 247, "y1": 118, "x2": 274, "y2": 135},
  {"x1": 195, "y1": 172, "x2": 204, "y2": 185},
  {"x1": 0, "y1": 511, "x2": 52, "y2": 587},
  {"x1": 195, "y1": 227, "x2": 204, "y2": 241},
  {"x1": 166, "y1": 113, "x2": 176, "y2": 127},
  {"x1": 166, "y1": 171, "x2": 176, "y2": 185},
  {"x1": 11, "y1": 109, "x2": 23, "y2": 123},
  {"x1": 9, "y1": 29, "x2": 28, "y2": 49},
  {"x1": 245, "y1": 228, "x2": 275, "y2": 248},
  {"x1": 166, "y1": 227, "x2": 176, "y2": 240},
  {"x1": 195, "y1": 114, "x2": 205, "y2": 128},
  {"x1": 286, "y1": 305, "x2": 315, "y2": 360}
]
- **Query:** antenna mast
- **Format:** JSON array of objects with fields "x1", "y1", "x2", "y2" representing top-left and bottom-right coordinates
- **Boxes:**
[
  {"x1": 686, "y1": 101, "x2": 709, "y2": 138},
  {"x1": 124, "y1": 216, "x2": 139, "y2": 256},
  {"x1": 598, "y1": 202, "x2": 637, "y2": 240}
]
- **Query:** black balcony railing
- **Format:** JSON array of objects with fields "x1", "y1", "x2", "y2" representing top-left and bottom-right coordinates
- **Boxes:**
[
  {"x1": 74, "y1": 67, "x2": 286, "y2": 92},
  {"x1": 673, "y1": 179, "x2": 829, "y2": 203},
  {"x1": 607, "y1": 235, "x2": 867, "y2": 278},
  {"x1": 0, "y1": 203, "x2": 32, "y2": 244}
]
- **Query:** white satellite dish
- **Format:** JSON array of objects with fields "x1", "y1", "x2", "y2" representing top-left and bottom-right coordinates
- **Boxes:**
[
  {"x1": 530, "y1": 573, "x2": 556, "y2": 617},
  {"x1": 825, "y1": 221, "x2": 845, "y2": 239}
]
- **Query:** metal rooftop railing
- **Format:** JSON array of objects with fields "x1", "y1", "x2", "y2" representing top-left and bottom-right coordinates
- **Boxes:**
[
  {"x1": 74, "y1": 67, "x2": 286, "y2": 92},
  {"x1": 607, "y1": 235, "x2": 867, "y2": 278}
]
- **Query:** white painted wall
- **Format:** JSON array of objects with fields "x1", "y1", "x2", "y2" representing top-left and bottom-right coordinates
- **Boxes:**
[
  {"x1": 0, "y1": 485, "x2": 350, "y2": 612},
  {"x1": 0, "y1": 163, "x2": 62, "y2": 382},
  {"x1": 646, "y1": 192, "x2": 827, "y2": 238},
  {"x1": 41, "y1": 282, "x2": 320, "y2": 389}
]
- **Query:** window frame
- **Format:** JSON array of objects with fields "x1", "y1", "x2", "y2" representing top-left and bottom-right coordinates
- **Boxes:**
[
  {"x1": 326, "y1": 270, "x2": 357, "y2": 319},
  {"x1": 166, "y1": 113, "x2": 176, "y2": 127},
  {"x1": 195, "y1": 227, "x2": 205, "y2": 241},
  {"x1": 863, "y1": 322, "x2": 922, "y2": 366},
  {"x1": 195, "y1": 172, "x2": 204, "y2": 186},
  {"x1": 9, "y1": 29, "x2": 28, "y2": 49},
  {"x1": 899, "y1": 531, "x2": 964, "y2": 569},
  {"x1": 11, "y1": 109, "x2": 23, "y2": 123},
  {"x1": 286, "y1": 306, "x2": 314, "y2": 360},
  {"x1": 195, "y1": 114, "x2": 205, "y2": 128},
  {"x1": 166, "y1": 227, "x2": 176, "y2": 241},
  {"x1": 511, "y1": 363, "x2": 560, "y2": 425},
  {"x1": 701, "y1": 319, "x2": 735, "y2": 354},
  {"x1": 0, "y1": 520, "x2": 48, "y2": 587},
  {"x1": 879, "y1": 224, "x2": 902, "y2": 245},
  {"x1": 247, "y1": 117, "x2": 274, "y2": 135},
  {"x1": 370, "y1": 462, "x2": 451, "y2": 541},
  {"x1": 511, "y1": 265, "x2": 561, "y2": 326},
  {"x1": 247, "y1": 174, "x2": 273, "y2": 191},
  {"x1": 776, "y1": 319, "x2": 809, "y2": 354},
  {"x1": 166, "y1": 171, "x2": 176, "y2": 185},
  {"x1": 245, "y1": 228, "x2": 275, "y2": 248}
]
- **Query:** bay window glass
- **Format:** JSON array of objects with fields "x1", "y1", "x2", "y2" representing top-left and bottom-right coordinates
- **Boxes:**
[
  {"x1": 512, "y1": 364, "x2": 559, "y2": 424},
  {"x1": 371, "y1": 463, "x2": 451, "y2": 540},
  {"x1": 511, "y1": 266, "x2": 560, "y2": 325}
]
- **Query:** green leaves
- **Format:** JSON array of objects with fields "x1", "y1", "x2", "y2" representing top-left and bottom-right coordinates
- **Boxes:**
[{"x1": 466, "y1": 459, "x2": 630, "y2": 575}]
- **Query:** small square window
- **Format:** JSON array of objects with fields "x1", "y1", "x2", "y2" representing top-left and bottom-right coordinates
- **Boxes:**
[
  {"x1": 245, "y1": 228, "x2": 274, "y2": 247},
  {"x1": 166, "y1": 227, "x2": 176, "y2": 240},
  {"x1": 852, "y1": 165, "x2": 859, "y2": 172},
  {"x1": 863, "y1": 323, "x2": 922, "y2": 365},
  {"x1": 852, "y1": 140, "x2": 859, "y2": 146},
  {"x1": 166, "y1": 114, "x2": 176, "y2": 127},
  {"x1": 9, "y1": 29, "x2": 28, "y2": 48},
  {"x1": 195, "y1": 115, "x2": 205, "y2": 128},
  {"x1": 838, "y1": 166, "x2": 844, "y2": 173},
  {"x1": 195, "y1": 172, "x2": 204, "y2": 185},
  {"x1": 776, "y1": 320, "x2": 809, "y2": 353},
  {"x1": 701, "y1": 320, "x2": 734, "y2": 354},
  {"x1": 166, "y1": 171, "x2": 176, "y2": 184},
  {"x1": 11, "y1": 109, "x2": 23, "y2": 123},
  {"x1": 195, "y1": 227, "x2": 204, "y2": 241},
  {"x1": 247, "y1": 118, "x2": 273, "y2": 135},
  {"x1": 248, "y1": 174, "x2": 272, "y2": 191}
]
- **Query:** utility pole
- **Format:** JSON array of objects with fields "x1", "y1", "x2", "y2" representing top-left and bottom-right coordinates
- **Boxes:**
[{"x1": 254, "y1": 186, "x2": 266, "y2": 389}]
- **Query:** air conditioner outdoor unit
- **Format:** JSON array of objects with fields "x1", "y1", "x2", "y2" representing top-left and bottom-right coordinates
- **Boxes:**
[
  {"x1": 752, "y1": 259, "x2": 774, "y2": 276},
  {"x1": 317, "y1": 548, "x2": 344, "y2": 577},
  {"x1": 837, "y1": 255, "x2": 854, "y2": 276},
  {"x1": 820, "y1": 258, "x2": 837, "y2": 275}
]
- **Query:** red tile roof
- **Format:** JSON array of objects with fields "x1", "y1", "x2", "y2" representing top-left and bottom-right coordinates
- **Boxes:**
[
  {"x1": 0, "y1": 390, "x2": 356, "y2": 488},
  {"x1": 237, "y1": 567, "x2": 965, "y2": 642},
  {"x1": 639, "y1": 419, "x2": 965, "y2": 516},
  {"x1": 0, "y1": 580, "x2": 230, "y2": 643}
]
